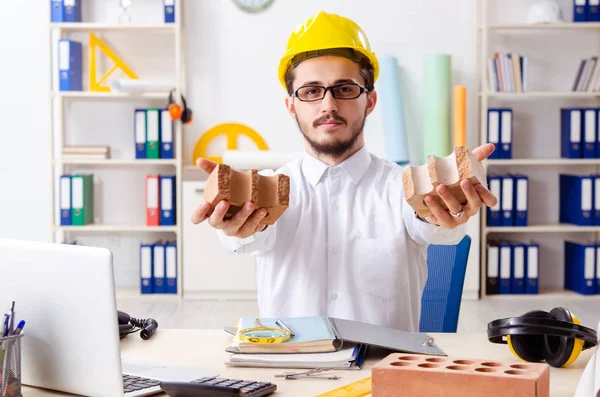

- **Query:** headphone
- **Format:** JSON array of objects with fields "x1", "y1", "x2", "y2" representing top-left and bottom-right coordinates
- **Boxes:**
[
  {"x1": 167, "y1": 90, "x2": 193, "y2": 125},
  {"x1": 118, "y1": 310, "x2": 159, "y2": 340},
  {"x1": 487, "y1": 307, "x2": 598, "y2": 368}
]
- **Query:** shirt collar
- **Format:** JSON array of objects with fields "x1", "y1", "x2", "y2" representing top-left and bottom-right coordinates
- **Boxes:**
[{"x1": 301, "y1": 145, "x2": 371, "y2": 187}]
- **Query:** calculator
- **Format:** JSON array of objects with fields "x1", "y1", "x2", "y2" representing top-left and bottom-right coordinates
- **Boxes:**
[{"x1": 160, "y1": 376, "x2": 277, "y2": 397}]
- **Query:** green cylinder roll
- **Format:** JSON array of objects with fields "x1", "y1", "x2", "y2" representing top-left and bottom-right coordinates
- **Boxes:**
[{"x1": 423, "y1": 54, "x2": 452, "y2": 160}]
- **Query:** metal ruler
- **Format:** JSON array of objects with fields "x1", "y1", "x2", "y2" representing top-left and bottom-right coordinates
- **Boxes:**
[{"x1": 314, "y1": 376, "x2": 372, "y2": 397}]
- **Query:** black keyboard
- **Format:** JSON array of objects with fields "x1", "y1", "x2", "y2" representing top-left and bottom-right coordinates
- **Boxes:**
[
  {"x1": 160, "y1": 376, "x2": 277, "y2": 397},
  {"x1": 123, "y1": 374, "x2": 161, "y2": 394}
]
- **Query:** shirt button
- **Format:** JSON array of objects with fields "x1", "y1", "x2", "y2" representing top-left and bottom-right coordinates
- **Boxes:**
[
  {"x1": 332, "y1": 203, "x2": 339, "y2": 211},
  {"x1": 331, "y1": 248, "x2": 338, "y2": 255},
  {"x1": 331, "y1": 294, "x2": 338, "y2": 300}
]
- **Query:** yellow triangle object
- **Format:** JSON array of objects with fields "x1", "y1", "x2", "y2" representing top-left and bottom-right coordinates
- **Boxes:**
[
  {"x1": 89, "y1": 31, "x2": 138, "y2": 92},
  {"x1": 192, "y1": 123, "x2": 269, "y2": 164}
]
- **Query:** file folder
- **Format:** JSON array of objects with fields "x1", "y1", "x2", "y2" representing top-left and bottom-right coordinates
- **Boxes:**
[
  {"x1": 487, "y1": 109, "x2": 501, "y2": 159},
  {"x1": 513, "y1": 174, "x2": 528, "y2": 227},
  {"x1": 511, "y1": 243, "x2": 525, "y2": 294},
  {"x1": 146, "y1": 108, "x2": 160, "y2": 159},
  {"x1": 499, "y1": 242, "x2": 512, "y2": 294},
  {"x1": 499, "y1": 109, "x2": 512, "y2": 158},
  {"x1": 58, "y1": 39, "x2": 82, "y2": 91},
  {"x1": 160, "y1": 109, "x2": 174, "y2": 159},
  {"x1": 486, "y1": 244, "x2": 499, "y2": 295},
  {"x1": 564, "y1": 240, "x2": 596, "y2": 295},
  {"x1": 487, "y1": 175, "x2": 502, "y2": 226},
  {"x1": 165, "y1": 242, "x2": 177, "y2": 294},
  {"x1": 561, "y1": 108, "x2": 582, "y2": 158},
  {"x1": 71, "y1": 174, "x2": 94, "y2": 225},
  {"x1": 164, "y1": 0, "x2": 175, "y2": 23},
  {"x1": 575, "y1": 0, "x2": 587, "y2": 22},
  {"x1": 589, "y1": 0, "x2": 600, "y2": 21},
  {"x1": 134, "y1": 109, "x2": 146, "y2": 159},
  {"x1": 60, "y1": 175, "x2": 71, "y2": 226},
  {"x1": 597, "y1": 244, "x2": 600, "y2": 294},
  {"x1": 153, "y1": 243, "x2": 166, "y2": 293},
  {"x1": 146, "y1": 175, "x2": 160, "y2": 226},
  {"x1": 525, "y1": 243, "x2": 539, "y2": 294},
  {"x1": 501, "y1": 175, "x2": 514, "y2": 226},
  {"x1": 51, "y1": 0, "x2": 63, "y2": 22},
  {"x1": 584, "y1": 108, "x2": 597, "y2": 158},
  {"x1": 159, "y1": 175, "x2": 176, "y2": 225},
  {"x1": 140, "y1": 244, "x2": 153, "y2": 294},
  {"x1": 559, "y1": 174, "x2": 593, "y2": 226},
  {"x1": 62, "y1": 0, "x2": 81, "y2": 22},
  {"x1": 595, "y1": 175, "x2": 600, "y2": 225}
]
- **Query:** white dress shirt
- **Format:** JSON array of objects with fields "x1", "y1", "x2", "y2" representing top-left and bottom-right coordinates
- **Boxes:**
[{"x1": 216, "y1": 145, "x2": 466, "y2": 331}]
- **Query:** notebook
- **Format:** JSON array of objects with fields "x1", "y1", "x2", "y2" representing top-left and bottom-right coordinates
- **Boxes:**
[{"x1": 226, "y1": 316, "x2": 445, "y2": 356}]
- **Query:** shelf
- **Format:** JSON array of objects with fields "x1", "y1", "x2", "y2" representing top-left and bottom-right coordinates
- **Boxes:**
[
  {"x1": 484, "y1": 288, "x2": 600, "y2": 300},
  {"x1": 53, "y1": 91, "x2": 170, "y2": 99},
  {"x1": 50, "y1": 23, "x2": 176, "y2": 32},
  {"x1": 56, "y1": 158, "x2": 177, "y2": 166},
  {"x1": 56, "y1": 225, "x2": 178, "y2": 233},
  {"x1": 116, "y1": 287, "x2": 180, "y2": 300},
  {"x1": 480, "y1": 23, "x2": 600, "y2": 31},
  {"x1": 480, "y1": 92, "x2": 600, "y2": 98},
  {"x1": 485, "y1": 224, "x2": 600, "y2": 233},
  {"x1": 486, "y1": 158, "x2": 600, "y2": 166}
]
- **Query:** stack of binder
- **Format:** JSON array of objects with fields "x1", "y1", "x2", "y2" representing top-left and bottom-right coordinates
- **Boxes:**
[
  {"x1": 561, "y1": 107, "x2": 600, "y2": 158},
  {"x1": 146, "y1": 175, "x2": 176, "y2": 226},
  {"x1": 564, "y1": 240, "x2": 600, "y2": 295},
  {"x1": 486, "y1": 241, "x2": 539, "y2": 295},
  {"x1": 486, "y1": 108, "x2": 512, "y2": 158},
  {"x1": 559, "y1": 174, "x2": 600, "y2": 226},
  {"x1": 62, "y1": 145, "x2": 110, "y2": 161},
  {"x1": 50, "y1": 0, "x2": 82, "y2": 22},
  {"x1": 140, "y1": 241, "x2": 177, "y2": 294},
  {"x1": 135, "y1": 108, "x2": 174, "y2": 160},
  {"x1": 573, "y1": 0, "x2": 600, "y2": 22},
  {"x1": 59, "y1": 174, "x2": 94, "y2": 226},
  {"x1": 487, "y1": 174, "x2": 528, "y2": 227}
]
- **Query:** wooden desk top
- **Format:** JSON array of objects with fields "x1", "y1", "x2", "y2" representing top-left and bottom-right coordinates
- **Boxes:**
[{"x1": 22, "y1": 329, "x2": 592, "y2": 396}]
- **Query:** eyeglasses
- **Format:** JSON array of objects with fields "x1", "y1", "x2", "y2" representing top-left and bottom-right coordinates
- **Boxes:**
[{"x1": 293, "y1": 83, "x2": 368, "y2": 102}]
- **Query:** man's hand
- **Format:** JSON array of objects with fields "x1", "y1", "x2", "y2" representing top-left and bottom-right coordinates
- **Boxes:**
[
  {"x1": 422, "y1": 143, "x2": 499, "y2": 229},
  {"x1": 191, "y1": 158, "x2": 268, "y2": 238}
]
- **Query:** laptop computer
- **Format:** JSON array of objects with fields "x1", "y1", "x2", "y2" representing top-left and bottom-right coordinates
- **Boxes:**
[{"x1": 0, "y1": 238, "x2": 217, "y2": 397}]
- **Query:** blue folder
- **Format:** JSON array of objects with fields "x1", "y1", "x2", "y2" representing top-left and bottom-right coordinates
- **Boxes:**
[
  {"x1": 165, "y1": 242, "x2": 177, "y2": 294},
  {"x1": 559, "y1": 174, "x2": 593, "y2": 226},
  {"x1": 60, "y1": 175, "x2": 72, "y2": 225},
  {"x1": 159, "y1": 175, "x2": 176, "y2": 225},
  {"x1": 140, "y1": 243, "x2": 154, "y2": 294},
  {"x1": 58, "y1": 39, "x2": 82, "y2": 91},
  {"x1": 511, "y1": 243, "x2": 526, "y2": 294},
  {"x1": 564, "y1": 240, "x2": 596, "y2": 295},
  {"x1": 583, "y1": 108, "x2": 597, "y2": 158},
  {"x1": 561, "y1": 108, "x2": 583, "y2": 158},
  {"x1": 525, "y1": 243, "x2": 539, "y2": 294}
]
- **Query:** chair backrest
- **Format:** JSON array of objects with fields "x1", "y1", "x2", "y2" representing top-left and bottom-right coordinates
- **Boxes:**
[{"x1": 419, "y1": 235, "x2": 472, "y2": 333}]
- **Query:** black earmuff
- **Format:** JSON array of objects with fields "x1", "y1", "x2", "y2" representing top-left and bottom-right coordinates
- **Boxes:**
[
  {"x1": 167, "y1": 90, "x2": 193, "y2": 125},
  {"x1": 487, "y1": 306, "x2": 598, "y2": 368}
]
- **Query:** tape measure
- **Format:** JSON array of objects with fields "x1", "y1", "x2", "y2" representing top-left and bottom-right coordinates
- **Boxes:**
[{"x1": 314, "y1": 376, "x2": 372, "y2": 397}]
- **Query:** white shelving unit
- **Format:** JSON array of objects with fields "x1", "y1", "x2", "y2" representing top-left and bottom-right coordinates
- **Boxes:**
[
  {"x1": 48, "y1": 2, "x2": 185, "y2": 300},
  {"x1": 476, "y1": 1, "x2": 600, "y2": 301}
]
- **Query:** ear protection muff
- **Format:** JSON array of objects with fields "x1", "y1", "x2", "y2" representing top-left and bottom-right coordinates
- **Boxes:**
[
  {"x1": 487, "y1": 306, "x2": 597, "y2": 368},
  {"x1": 168, "y1": 90, "x2": 193, "y2": 125}
]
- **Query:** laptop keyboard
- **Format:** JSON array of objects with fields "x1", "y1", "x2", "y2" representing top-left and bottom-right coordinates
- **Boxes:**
[{"x1": 123, "y1": 374, "x2": 161, "y2": 394}]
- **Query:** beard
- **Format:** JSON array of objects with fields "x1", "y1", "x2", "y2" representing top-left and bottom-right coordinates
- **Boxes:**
[{"x1": 296, "y1": 109, "x2": 367, "y2": 159}]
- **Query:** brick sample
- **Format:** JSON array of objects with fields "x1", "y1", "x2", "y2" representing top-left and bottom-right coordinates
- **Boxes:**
[
  {"x1": 402, "y1": 146, "x2": 486, "y2": 218},
  {"x1": 371, "y1": 353, "x2": 549, "y2": 397},
  {"x1": 203, "y1": 163, "x2": 290, "y2": 225}
]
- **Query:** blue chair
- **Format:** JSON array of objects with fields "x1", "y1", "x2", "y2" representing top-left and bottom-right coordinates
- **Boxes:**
[{"x1": 419, "y1": 235, "x2": 472, "y2": 333}]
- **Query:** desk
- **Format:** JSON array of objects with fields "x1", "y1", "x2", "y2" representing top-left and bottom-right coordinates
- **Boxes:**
[{"x1": 22, "y1": 329, "x2": 592, "y2": 397}]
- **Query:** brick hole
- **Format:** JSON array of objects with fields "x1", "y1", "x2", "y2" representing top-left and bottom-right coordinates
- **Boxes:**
[
  {"x1": 510, "y1": 364, "x2": 530, "y2": 370},
  {"x1": 481, "y1": 362, "x2": 503, "y2": 367},
  {"x1": 390, "y1": 361, "x2": 412, "y2": 367},
  {"x1": 446, "y1": 365, "x2": 468, "y2": 371},
  {"x1": 418, "y1": 363, "x2": 440, "y2": 369},
  {"x1": 425, "y1": 358, "x2": 446, "y2": 363},
  {"x1": 505, "y1": 370, "x2": 525, "y2": 375},
  {"x1": 398, "y1": 356, "x2": 419, "y2": 361},
  {"x1": 475, "y1": 367, "x2": 497, "y2": 373},
  {"x1": 452, "y1": 360, "x2": 475, "y2": 365}
]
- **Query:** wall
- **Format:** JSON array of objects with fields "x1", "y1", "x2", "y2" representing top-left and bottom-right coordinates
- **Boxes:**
[{"x1": 0, "y1": 0, "x2": 484, "y2": 294}]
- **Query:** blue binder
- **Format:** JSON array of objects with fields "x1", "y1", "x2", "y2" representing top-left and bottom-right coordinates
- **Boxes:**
[
  {"x1": 564, "y1": 240, "x2": 596, "y2": 295},
  {"x1": 140, "y1": 244, "x2": 154, "y2": 294},
  {"x1": 487, "y1": 175, "x2": 502, "y2": 226},
  {"x1": 487, "y1": 109, "x2": 501, "y2": 159},
  {"x1": 499, "y1": 242, "x2": 512, "y2": 294},
  {"x1": 165, "y1": 242, "x2": 177, "y2": 294},
  {"x1": 62, "y1": 0, "x2": 81, "y2": 22},
  {"x1": 511, "y1": 243, "x2": 526, "y2": 294},
  {"x1": 594, "y1": 175, "x2": 600, "y2": 225},
  {"x1": 160, "y1": 109, "x2": 174, "y2": 159},
  {"x1": 513, "y1": 174, "x2": 528, "y2": 226},
  {"x1": 589, "y1": 0, "x2": 600, "y2": 21},
  {"x1": 584, "y1": 108, "x2": 597, "y2": 158},
  {"x1": 164, "y1": 0, "x2": 175, "y2": 23},
  {"x1": 559, "y1": 174, "x2": 593, "y2": 226},
  {"x1": 486, "y1": 244, "x2": 499, "y2": 295},
  {"x1": 58, "y1": 39, "x2": 82, "y2": 91},
  {"x1": 134, "y1": 109, "x2": 146, "y2": 159},
  {"x1": 501, "y1": 175, "x2": 514, "y2": 226},
  {"x1": 575, "y1": 0, "x2": 587, "y2": 22},
  {"x1": 499, "y1": 109, "x2": 512, "y2": 159},
  {"x1": 596, "y1": 244, "x2": 600, "y2": 294},
  {"x1": 153, "y1": 243, "x2": 166, "y2": 293},
  {"x1": 60, "y1": 175, "x2": 71, "y2": 225},
  {"x1": 51, "y1": 0, "x2": 63, "y2": 22},
  {"x1": 159, "y1": 175, "x2": 176, "y2": 225},
  {"x1": 525, "y1": 243, "x2": 539, "y2": 294},
  {"x1": 561, "y1": 108, "x2": 583, "y2": 158}
]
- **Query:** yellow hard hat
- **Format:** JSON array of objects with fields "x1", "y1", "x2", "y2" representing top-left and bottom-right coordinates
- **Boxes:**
[{"x1": 278, "y1": 11, "x2": 379, "y2": 90}]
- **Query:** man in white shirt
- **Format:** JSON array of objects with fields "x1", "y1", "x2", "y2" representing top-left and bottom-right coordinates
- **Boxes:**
[{"x1": 191, "y1": 11, "x2": 497, "y2": 331}]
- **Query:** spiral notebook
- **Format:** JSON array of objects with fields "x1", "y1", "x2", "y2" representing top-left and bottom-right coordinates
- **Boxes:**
[{"x1": 225, "y1": 316, "x2": 445, "y2": 356}]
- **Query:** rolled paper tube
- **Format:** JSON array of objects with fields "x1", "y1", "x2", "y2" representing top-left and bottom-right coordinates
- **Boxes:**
[
  {"x1": 454, "y1": 85, "x2": 467, "y2": 147},
  {"x1": 423, "y1": 54, "x2": 452, "y2": 159},
  {"x1": 378, "y1": 56, "x2": 410, "y2": 165}
]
